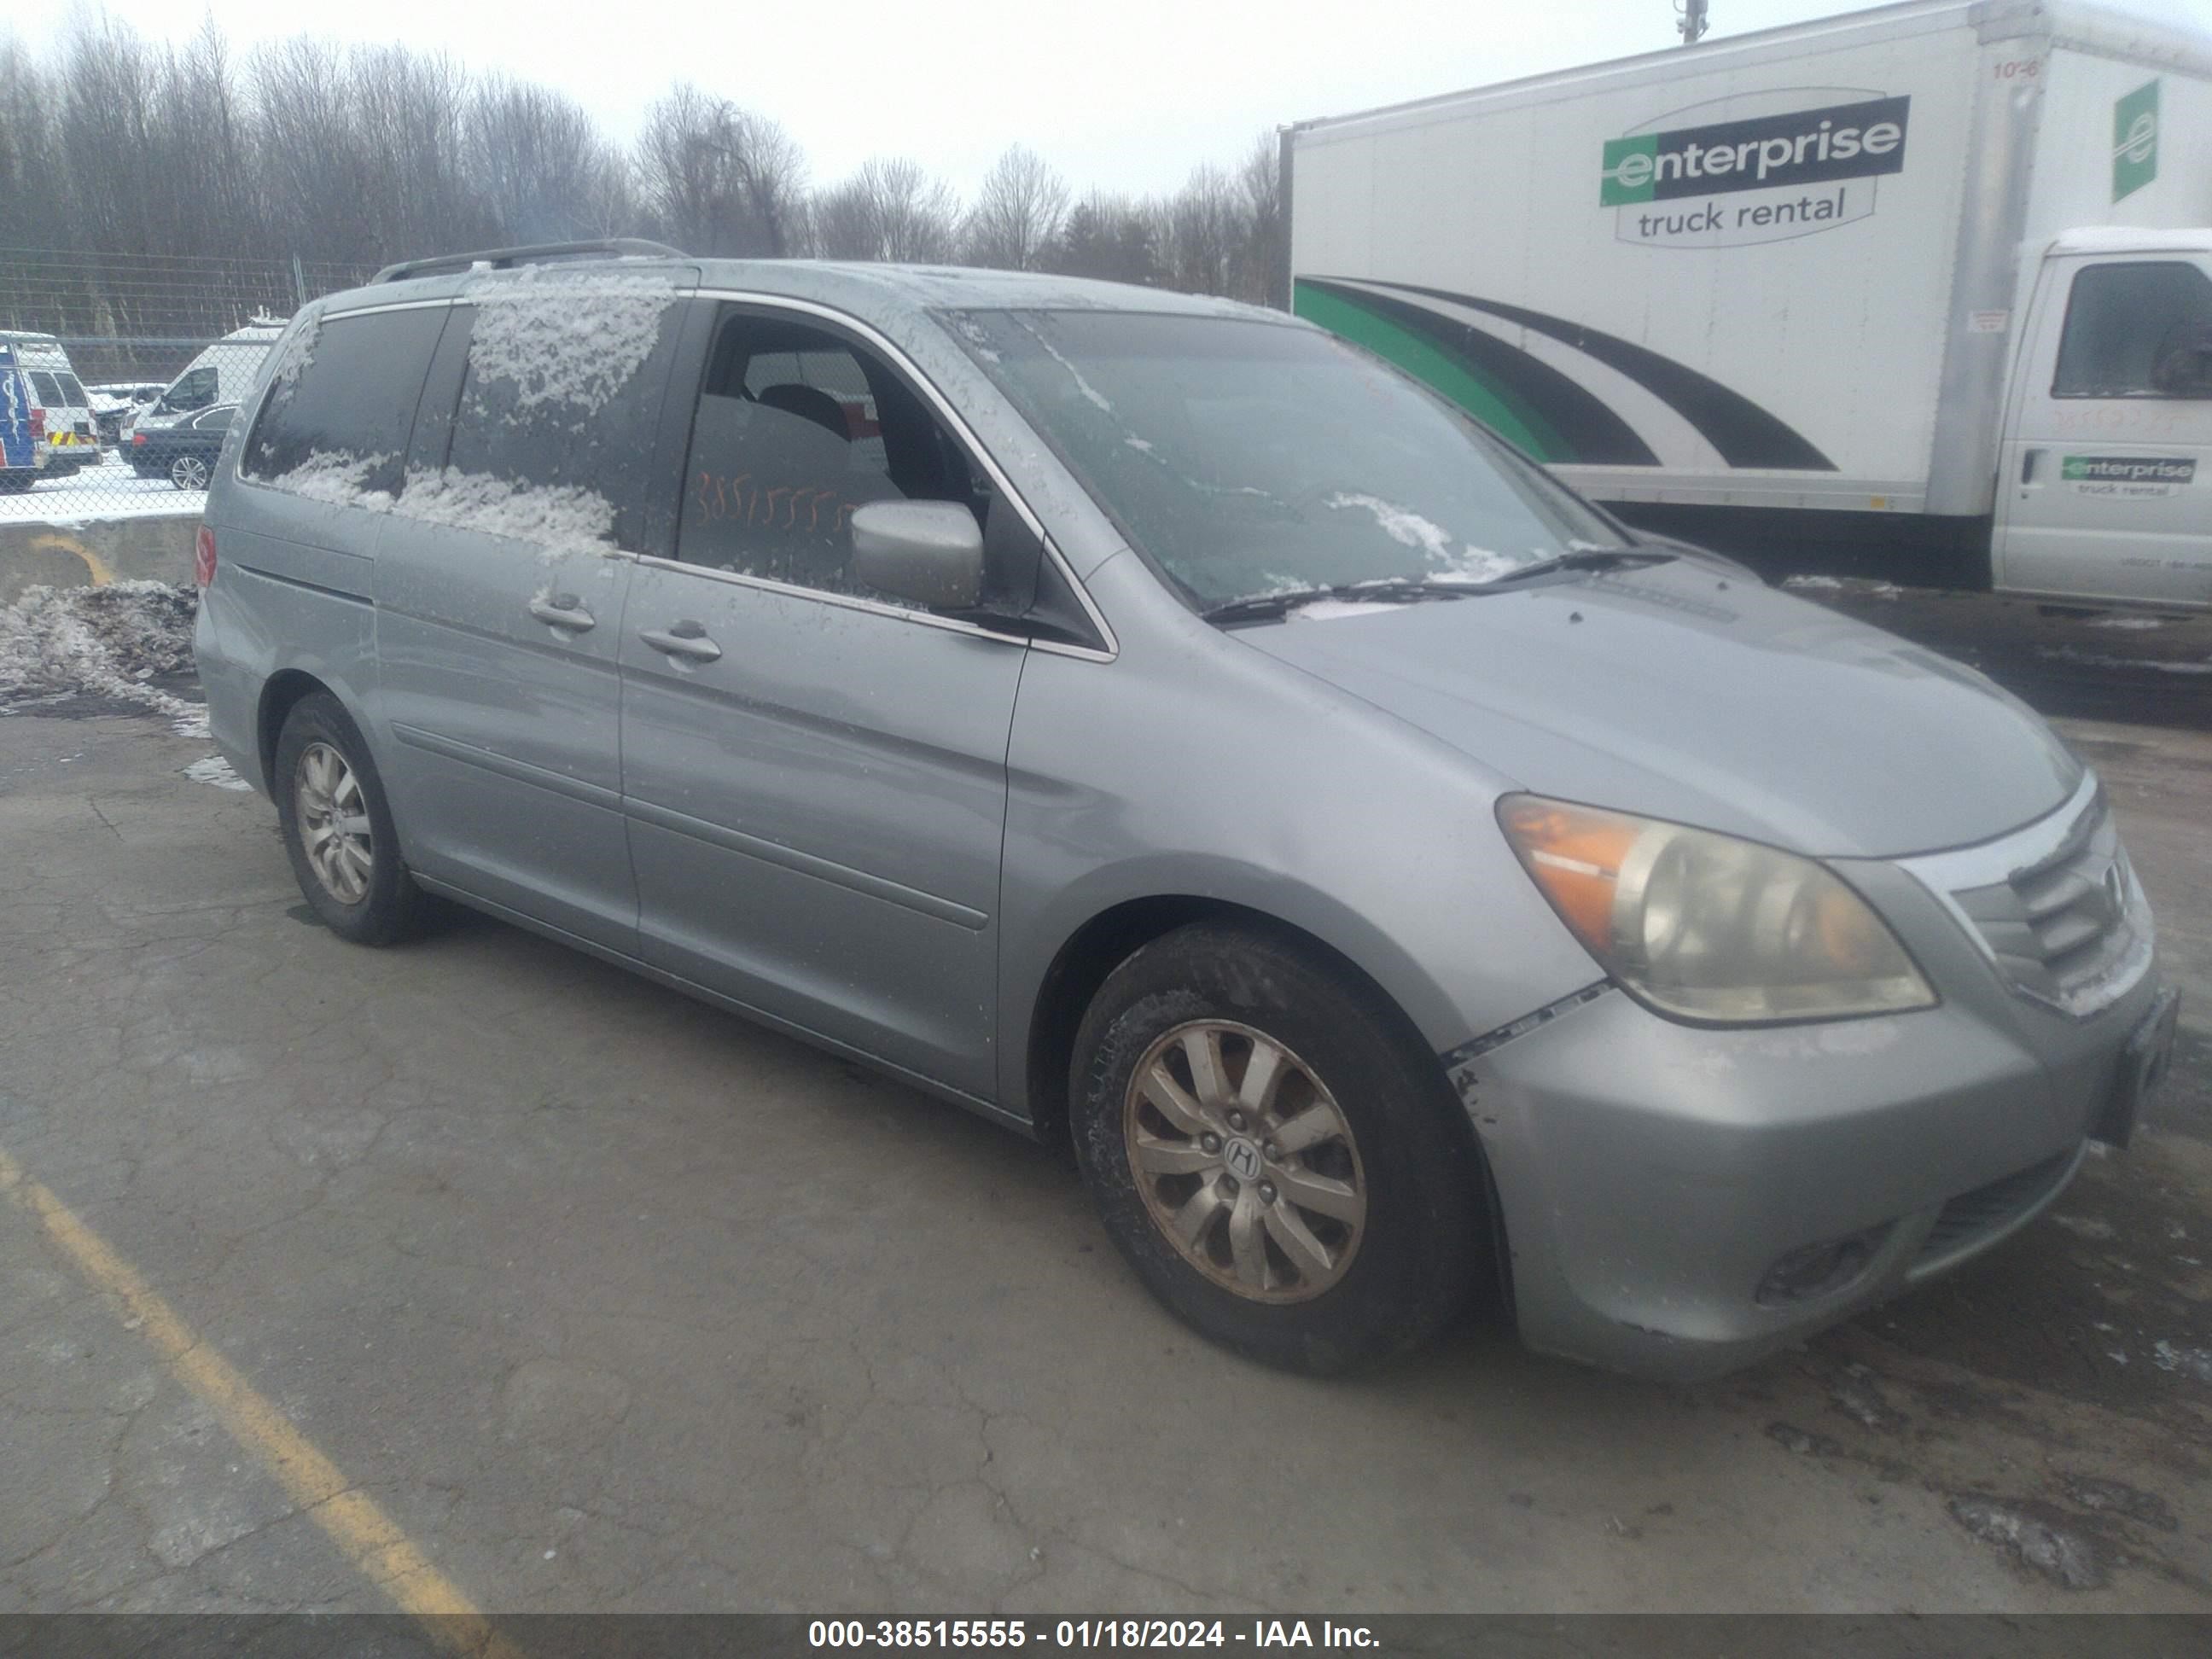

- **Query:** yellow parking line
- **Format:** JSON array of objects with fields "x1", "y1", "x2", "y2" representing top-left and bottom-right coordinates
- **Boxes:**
[
  {"x1": 0, "y1": 1144, "x2": 524, "y2": 1656},
  {"x1": 25, "y1": 531, "x2": 114, "y2": 586}
]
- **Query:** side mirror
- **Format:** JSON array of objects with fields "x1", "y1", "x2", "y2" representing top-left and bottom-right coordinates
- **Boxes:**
[{"x1": 851, "y1": 501, "x2": 983, "y2": 609}]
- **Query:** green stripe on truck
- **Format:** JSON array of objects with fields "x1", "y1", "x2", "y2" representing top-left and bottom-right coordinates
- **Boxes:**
[{"x1": 1293, "y1": 281, "x2": 1566, "y2": 461}]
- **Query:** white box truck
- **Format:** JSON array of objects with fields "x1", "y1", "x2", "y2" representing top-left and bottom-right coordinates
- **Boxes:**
[{"x1": 1284, "y1": 0, "x2": 2212, "y2": 608}]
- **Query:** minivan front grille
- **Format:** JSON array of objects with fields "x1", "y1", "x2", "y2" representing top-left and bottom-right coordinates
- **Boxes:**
[{"x1": 1937, "y1": 787, "x2": 2148, "y2": 1016}]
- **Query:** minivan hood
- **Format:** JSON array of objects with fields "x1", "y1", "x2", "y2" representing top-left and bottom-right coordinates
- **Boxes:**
[{"x1": 1236, "y1": 563, "x2": 2081, "y2": 859}]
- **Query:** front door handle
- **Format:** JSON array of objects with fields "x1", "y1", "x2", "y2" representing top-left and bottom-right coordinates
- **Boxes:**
[
  {"x1": 529, "y1": 593, "x2": 596, "y2": 632},
  {"x1": 2021, "y1": 447, "x2": 2044, "y2": 485},
  {"x1": 640, "y1": 621, "x2": 723, "y2": 663}
]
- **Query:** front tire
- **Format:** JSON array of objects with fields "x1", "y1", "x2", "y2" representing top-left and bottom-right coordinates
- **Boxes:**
[
  {"x1": 1070, "y1": 923, "x2": 1487, "y2": 1375},
  {"x1": 170, "y1": 452, "x2": 211, "y2": 490},
  {"x1": 274, "y1": 694, "x2": 431, "y2": 946}
]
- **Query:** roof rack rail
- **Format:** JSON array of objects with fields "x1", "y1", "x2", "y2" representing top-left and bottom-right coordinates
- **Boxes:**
[{"x1": 370, "y1": 238, "x2": 687, "y2": 285}]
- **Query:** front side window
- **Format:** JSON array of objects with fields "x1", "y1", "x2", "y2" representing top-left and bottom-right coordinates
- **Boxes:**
[
  {"x1": 2053, "y1": 262, "x2": 2212, "y2": 399},
  {"x1": 166, "y1": 366, "x2": 218, "y2": 410},
  {"x1": 674, "y1": 311, "x2": 995, "y2": 605},
  {"x1": 945, "y1": 310, "x2": 1624, "y2": 612},
  {"x1": 243, "y1": 307, "x2": 449, "y2": 498}
]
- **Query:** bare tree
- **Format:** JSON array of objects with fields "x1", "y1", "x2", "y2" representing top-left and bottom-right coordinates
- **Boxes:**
[
  {"x1": 1162, "y1": 164, "x2": 1238, "y2": 297},
  {"x1": 1235, "y1": 133, "x2": 1285, "y2": 306},
  {"x1": 469, "y1": 79, "x2": 634, "y2": 245},
  {"x1": 813, "y1": 157, "x2": 959, "y2": 263},
  {"x1": 963, "y1": 145, "x2": 1068, "y2": 271},
  {"x1": 1045, "y1": 190, "x2": 1161, "y2": 287},
  {"x1": 637, "y1": 84, "x2": 806, "y2": 257}
]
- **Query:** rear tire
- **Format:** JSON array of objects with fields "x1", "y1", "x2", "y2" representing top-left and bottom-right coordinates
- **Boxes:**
[
  {"x1": 170, "y1": 452, "x2": 210, "y2": 491},
  {"x1": 1070, "y1": 923, "x2": 1486, "y2": 1375},
  {"x1": 274, "y1": 694, "x2": 431, "y2": 946}
]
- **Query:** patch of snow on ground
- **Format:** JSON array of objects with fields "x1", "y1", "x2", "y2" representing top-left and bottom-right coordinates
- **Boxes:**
[
  {"x1": 2152, "y1": 1340, "x2": 2212, "y2": 1382},
  {"x1": 0, "y1": 451, "x2": 203, "y2": 523},
  {"x1": 183, "y1": 754, "x2": 250, "y2": 791},
  {"x1": 0, "y1": 582, "x2": 201, "y2": 730},
  {"x1": 2039, "y1": 645, "x2": 2212, "y2": 675},
  {"x1": 1946, "y1": 1499, "x2": 2101, "y2": 1589},
  {"x1": 397, "y1": 468, "x2": 617, "y2": 556},
  {"x1": 466, "y1": 266, "x2": 678, "y2": 416},
  {"x1": 2088, "y1": 614, "x2": 2168, "y2": 629}
]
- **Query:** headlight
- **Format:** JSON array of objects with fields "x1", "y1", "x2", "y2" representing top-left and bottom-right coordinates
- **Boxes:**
[{"x1": 1497, "y1": 795, "x2": 1936, "y2": 1024}]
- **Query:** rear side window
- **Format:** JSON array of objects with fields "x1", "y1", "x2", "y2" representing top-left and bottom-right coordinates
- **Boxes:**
[
  {"x1": 2053, "y1": 262, "x2": 2212, "y2": 398},
  {"x1": 439, "y1": 277, "x2": 685, "y2": 511},
  {"x1": 244, "y1": 308, "x2": 448, "y2": 498},
  {"x1": 55, "y1": 372, "x2": 86, "y2": 405},
  {"x1": 28, "y1": 371, "x2": 62, "y2": 405}
]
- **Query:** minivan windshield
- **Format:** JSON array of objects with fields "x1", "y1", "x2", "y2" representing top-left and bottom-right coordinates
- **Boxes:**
[{"x1": 946, "y1": 310, "x2": 1626, "y2": 611}]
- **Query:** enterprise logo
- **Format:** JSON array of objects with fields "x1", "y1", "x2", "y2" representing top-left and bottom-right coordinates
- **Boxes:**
[{"x1": 1601, "y1": 96, "x2": 1910, "y2": 207}]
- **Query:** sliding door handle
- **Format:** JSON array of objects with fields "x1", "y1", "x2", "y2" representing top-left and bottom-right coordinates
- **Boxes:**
[
  {"x1": 640, "y1": 622, "x2": 723, "y2": 663},
  {"x1": 528, "y1": 593, "x2": 597, "y2": 632}
]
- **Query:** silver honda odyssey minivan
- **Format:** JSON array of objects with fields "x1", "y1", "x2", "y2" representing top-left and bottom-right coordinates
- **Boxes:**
[{"x1": 195, "y1": 242, "x2": 2178, "y2": 1380}]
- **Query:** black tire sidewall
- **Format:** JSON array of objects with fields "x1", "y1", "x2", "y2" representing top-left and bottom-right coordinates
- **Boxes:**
[
  {"x1": 273, "y1": 694, "x2": 422, "y2": 946},
  {"x1": 1071, "y1": 924, "x2": 1483, "y2": 1375}
]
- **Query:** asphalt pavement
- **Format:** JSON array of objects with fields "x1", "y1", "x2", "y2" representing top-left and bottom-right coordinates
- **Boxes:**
[{"x1": 3, "y1": 583, "x2": 2209, "y2": 1620}]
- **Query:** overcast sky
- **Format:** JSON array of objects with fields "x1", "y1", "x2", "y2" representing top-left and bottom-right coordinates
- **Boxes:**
[{"x1": 19, "y1": 0, "x2": 2212, "y2": 199}]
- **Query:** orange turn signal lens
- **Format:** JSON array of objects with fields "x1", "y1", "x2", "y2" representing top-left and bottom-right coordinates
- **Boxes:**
[{"x1": 1495, "y1": 796, "x2": 1643, "y2": 953}]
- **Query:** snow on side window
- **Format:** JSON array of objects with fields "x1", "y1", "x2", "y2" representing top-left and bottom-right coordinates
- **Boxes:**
[
  {"x1": 397, "y1": 467, "x2": 619, "y2": 558},
  {"x1": 256, "y1": 448, "x2": 622, "y2": 561},
  {"x1": 257, "y1": 311, "x2": 323, "y2": 401},
  {"x1": 244, "y1": 307, "x2": 445, "y2": 489},
  {"x1": 464, "y1": 266, "x2": 680, "y2": 417},
  {"x1": 265, "y1": 450, "x2": 398, "y2": 510}
]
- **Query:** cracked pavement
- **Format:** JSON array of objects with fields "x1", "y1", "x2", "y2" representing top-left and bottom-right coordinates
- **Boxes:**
[{"x1": 3, "y1": 645, "x2": 2211, "y2": 1614}]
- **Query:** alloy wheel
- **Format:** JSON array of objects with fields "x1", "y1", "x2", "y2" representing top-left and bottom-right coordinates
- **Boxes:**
[
  {"x1": 294, "y1": 742, "x2": 373, "y2": 905},
  {"x1": 1123, "y1": 1020, "x2": 1367, "y2": 1302},
  {"x1": 171, "y1": 454, "x2": 210, "y2": 490}
]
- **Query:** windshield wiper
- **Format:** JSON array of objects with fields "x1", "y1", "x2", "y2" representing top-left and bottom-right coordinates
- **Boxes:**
[
  {"x1": 1200, "y1": 578, "x2": 1481, "y2": 624},
  {"x1": 1458, "y1": 544, "x2": 1679, "y2": 591}
]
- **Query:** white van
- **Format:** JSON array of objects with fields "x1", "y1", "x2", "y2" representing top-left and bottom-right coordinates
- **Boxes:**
[
  {"x1": 125, "y1": 317, "x2": 288, "y2": 480},
  {"x1": 0, "y1": 330, "x2": 98, "y2": 490}
]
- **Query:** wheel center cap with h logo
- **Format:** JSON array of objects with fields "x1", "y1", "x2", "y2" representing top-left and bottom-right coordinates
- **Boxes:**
[{"x1": 1222, "y1": 1138, "x2": 1264, "y2": 1183}]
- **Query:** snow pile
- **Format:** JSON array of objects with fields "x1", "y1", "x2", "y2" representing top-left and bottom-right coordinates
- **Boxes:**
[
  {"x1": 467, "y1": 266, "x2": 678, "y2": 416},
  {"x1": 1324, "y1": 493, "x2": 1522, "y2": 583},
  {"x1": 269, "y1": 450, "x2": 395, "y2": 509},
  {"x1": 397, "y1": 467, "x2": 617, "y2": 556},
  {"x1": 0, "y1": 581, "x2": 206, "y2": 734}
]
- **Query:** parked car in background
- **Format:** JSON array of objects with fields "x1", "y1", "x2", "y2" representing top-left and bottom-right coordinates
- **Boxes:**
[
  {"x1": 89, "y1": 380, "x2": 167, "y2": 447},
  {"x1": 0, "y1": 330, "x2": 97, "y2": 485},
  {"x1": 128, "y1": 317, "x2": 286, "y2": 489},
  {"x1": 195, "y1": 245, "x2": 2176, "y2": 1382}
]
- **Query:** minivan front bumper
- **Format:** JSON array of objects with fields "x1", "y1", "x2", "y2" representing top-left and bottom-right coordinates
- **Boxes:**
[{"x1": 1453, "y1": 967, "x2": 2170, "y2": 1381}]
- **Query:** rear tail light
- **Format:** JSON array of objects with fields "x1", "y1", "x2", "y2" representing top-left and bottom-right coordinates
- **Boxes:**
[
  {"x1": 194, "y1": 526, "x2": 218, "y2": 588},
  {"x1": 29, "y1": 408, "x2": 44, "y2": 441},
  {"x1": 131, "y1": 430, "x2": 147, "y2": 445}
]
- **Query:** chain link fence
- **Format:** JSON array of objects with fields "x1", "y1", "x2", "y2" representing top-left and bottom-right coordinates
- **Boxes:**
[{"x1": 3, "y1": 248, "x2": 375, "y2": 522}]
